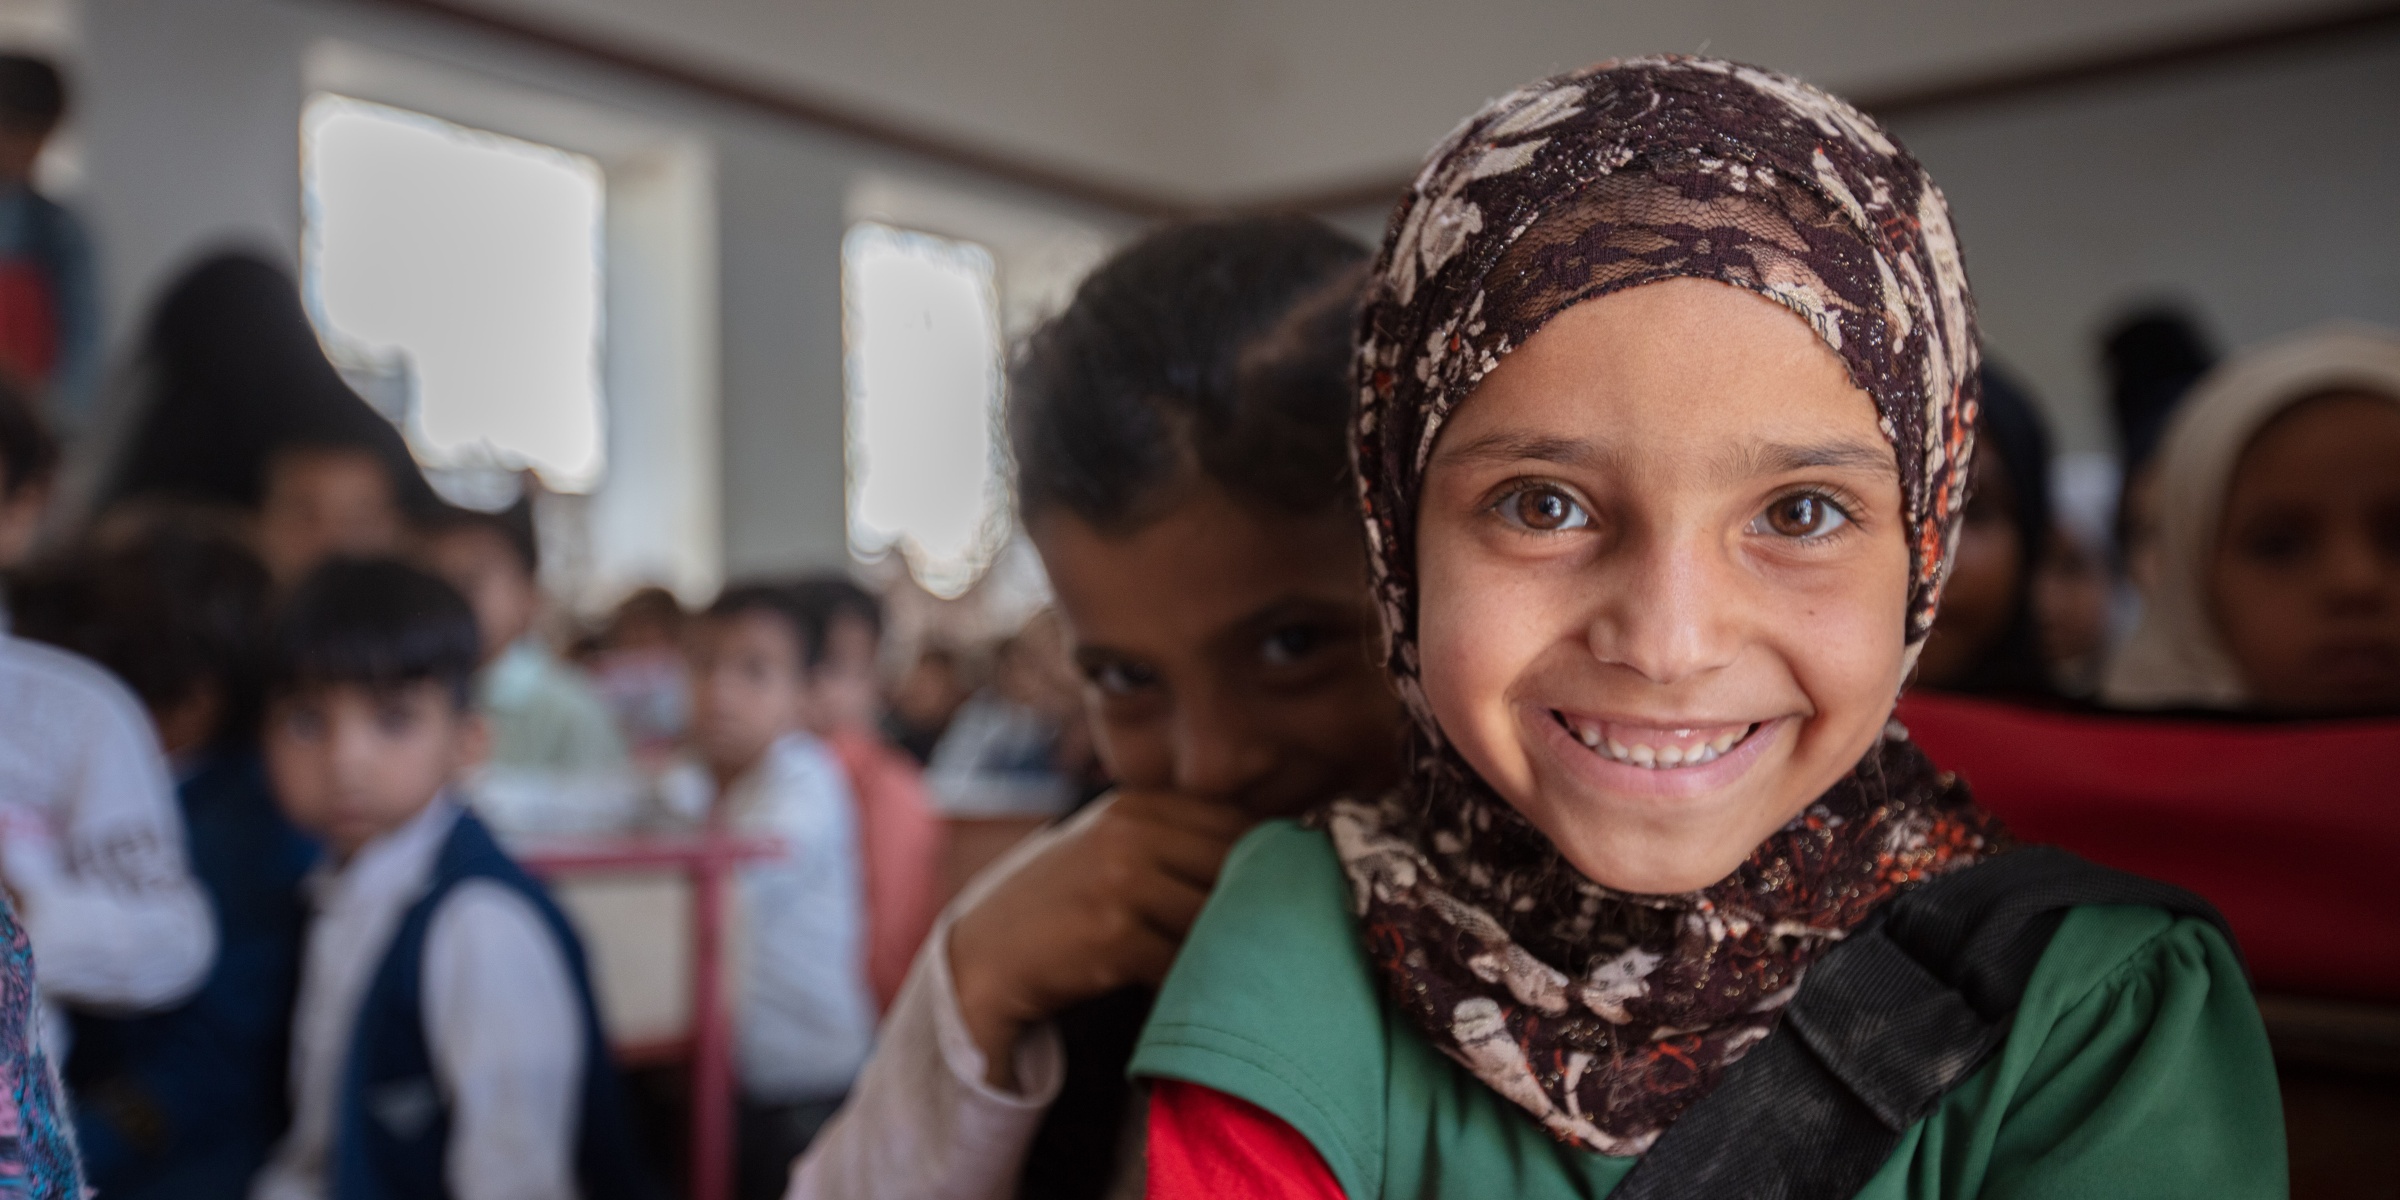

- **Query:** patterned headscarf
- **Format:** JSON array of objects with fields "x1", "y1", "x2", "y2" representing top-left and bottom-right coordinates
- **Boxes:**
[{"x1": 1320, "y1": 57, "x2": 2006, "y2": 1156}]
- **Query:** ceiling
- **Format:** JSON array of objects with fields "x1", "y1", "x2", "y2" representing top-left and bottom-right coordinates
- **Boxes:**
[{"x1": 404, "y1": 0, "x2": 2370, "y2": 207}]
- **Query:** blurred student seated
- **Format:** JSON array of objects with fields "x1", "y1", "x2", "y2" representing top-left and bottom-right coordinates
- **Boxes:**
[
  {"x1": 1915, "y1": 364, "x2": 2059, "y2": 697},
  {"x1": 791, "y1": 576, "x2": 942, "y2": 1012},
  {"x1": 0, "y1": 53, "x2": 100, "y2": 430},
  {"x1": 0, "y1": 382, "x2": 215, "y2": 1049},
  {"x1": 12, "y1": 513, "x2": 315, "y2": 1200},
  {"x1": 657, "y1": 584, "x2": 872, "y2": 1200},
  {"x1": 251, "y1": 559, "x2": 653, "y2": 1200},
  {"x1": 420, "y1": 504, "x2": 635, "y2": 833},
  {"x1": 587, "y1": 585, "x2": 691, "y2": 767},
  {"x1": 883, "y1": 644, "x2": 969, "y2": 766},
  {"x1": 2104, "y1": 324, "x2": 2400, "y2": 715},
  {"x1": 925, "y1": 611, "x2": 1088, "y2": 820}
]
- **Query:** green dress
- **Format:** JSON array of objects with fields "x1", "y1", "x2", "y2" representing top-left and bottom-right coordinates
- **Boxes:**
[{"x1": 1130, "y1": 821, "x2": 2288, "y2": 1199}]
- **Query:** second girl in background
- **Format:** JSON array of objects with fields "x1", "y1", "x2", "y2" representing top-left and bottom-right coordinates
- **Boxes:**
[{"x1": 790, "y1": 215, "x2": 1407, "y2": 1199}]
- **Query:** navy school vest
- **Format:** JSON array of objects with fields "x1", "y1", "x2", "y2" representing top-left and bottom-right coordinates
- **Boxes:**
[
  {"x1": 332, "y1": 809, "x2": 662, "y2": 1200},
  {"x1": 68, "y1": 747, "x2": 316, "y2": 1200}
]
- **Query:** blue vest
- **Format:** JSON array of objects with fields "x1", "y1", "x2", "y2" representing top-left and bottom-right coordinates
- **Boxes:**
[
  {"x1": 332, "y1": 810, "x2": 659, "y2": 1200},
  {"x1": 68, "y1": 746, "x2": 316, "y2": 1200}
]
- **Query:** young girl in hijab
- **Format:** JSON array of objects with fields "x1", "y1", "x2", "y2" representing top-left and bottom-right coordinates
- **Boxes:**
[
  {"x1": 791, "y1": 216, "x2": 1407, "y2": 1200},
  {"x1": 2101, "y1": 325, "x2": 2400, "y2": 716},
  {"x1": 1131, "y1": 58, "x2": 2281, "y2": 1199}
]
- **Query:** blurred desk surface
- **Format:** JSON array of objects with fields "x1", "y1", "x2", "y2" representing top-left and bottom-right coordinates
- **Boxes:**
[{"x1": 519, "y1": 831, "x2": 783, "y2": 1200}]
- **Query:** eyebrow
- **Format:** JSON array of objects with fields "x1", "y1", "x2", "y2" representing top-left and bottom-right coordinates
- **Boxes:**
[
  {"x1": 1433, "y1": 431, "x2": 1619, "y2": 471},
  {"x1": 1432, "y1": 428, "x2": 1895, "y2": 482},
  {"x1": 1722, "y1": 439, "x2": 1898, "y2": 481}
]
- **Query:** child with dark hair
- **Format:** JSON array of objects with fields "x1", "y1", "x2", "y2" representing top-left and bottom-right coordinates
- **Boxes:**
[
  {"x1": 1915, "y1": 364, "x2": 2059, "y2": 696},
  {"x1": 256, "y1": 443, "x2": 409, "y2": 588},
  {"x1": 420, "y1": 506, "x2": 632, "y2": 831},
  {"x1": 0, "y1": 379, "x2": 215, "y2": 1058},
  {"x1": 789, "y1": 576, "x2": 942, "y2": 1012},
  {"x1": 794, "y1": 215, "x2": 1406, "y2": 1200},
  {"x1": 665, "y1": 583, "x2": 871, "y2": 1200},
  {"x1": 250, "y1": 559, "x2": 652, "y2": 1200},
  {"x1": 10, "y1": 517, "x2": 315, "y2": 1200},
  {"x1": 0, "y1": 52, "x2": 99, "y2": 427}
]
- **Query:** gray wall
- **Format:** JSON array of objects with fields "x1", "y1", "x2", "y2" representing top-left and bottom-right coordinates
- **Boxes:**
[
  {"x1": 1883, "y1": 30, "x2": 2400, "y2": 456},
  {"x1": 70, "y1": 0, "x2": 1134, "y2": 579}
]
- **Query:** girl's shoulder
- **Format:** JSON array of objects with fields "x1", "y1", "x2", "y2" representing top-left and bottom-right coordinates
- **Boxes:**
[
  {"x1": 1134, "y1": 820, "x2": 1400, "y2": 1195},
  {"x1": 1869, "y1": 903, "x2": 2284, "y2": 1199}
]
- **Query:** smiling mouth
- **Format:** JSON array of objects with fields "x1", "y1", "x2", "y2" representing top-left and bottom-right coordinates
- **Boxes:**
[{"x1": 1550, "y1": 711, "x2": 1762, "y2": 769}]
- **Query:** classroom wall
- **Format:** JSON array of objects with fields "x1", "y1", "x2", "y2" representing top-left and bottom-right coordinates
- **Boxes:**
[
  {"x1": 66, "y1": 0, "x2": 1137, "y2": 588},
  {"x1": 1884, "y1": 26, "x2": 2400, "y2": 456}
]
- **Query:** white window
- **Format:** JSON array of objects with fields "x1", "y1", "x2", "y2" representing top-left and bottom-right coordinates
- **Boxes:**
[
  {"x1": 302, "y1": 94, "x2": 607, "y2": 493},
  {"x1": 842, "y1": 222, "x2": 1007, "y2": 597}
]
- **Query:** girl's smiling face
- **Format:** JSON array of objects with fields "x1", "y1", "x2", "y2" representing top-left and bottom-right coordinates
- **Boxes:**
[{"x1": 1415, "y1": 278, "x2": 1914, "y2": 894}]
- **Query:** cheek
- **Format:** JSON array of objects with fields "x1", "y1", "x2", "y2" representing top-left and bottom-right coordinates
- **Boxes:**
[
  {"x1": 1416, "y1": 531, "x2": 1555, "y2": 781},
  {"x1": 1090, "y1": 710, "x2": 1169, "y2": 790}
]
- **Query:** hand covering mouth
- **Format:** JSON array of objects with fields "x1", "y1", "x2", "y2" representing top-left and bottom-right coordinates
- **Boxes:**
[{"x1": 1550, "y1": 711, "x2": 1763, "y2": 768}]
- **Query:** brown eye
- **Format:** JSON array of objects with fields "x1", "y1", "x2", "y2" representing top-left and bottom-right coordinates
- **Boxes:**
[
  {"x1": 1754, "y1": 493, "x2": 1851, "y2": 539},
  {"x1": 1497, "y1": 486, "x2": 1590, "y2": 533}
]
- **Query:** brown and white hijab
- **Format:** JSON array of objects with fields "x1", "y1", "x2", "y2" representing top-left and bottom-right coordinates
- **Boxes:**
[{"x1": 1321, "y1": 56, "x2": 2007, "y2": 1156}]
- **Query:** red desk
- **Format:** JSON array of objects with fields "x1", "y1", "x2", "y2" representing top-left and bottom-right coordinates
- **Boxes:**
[{"x1": 520, "y1": 832, "x2": 783, "y2": 1200}]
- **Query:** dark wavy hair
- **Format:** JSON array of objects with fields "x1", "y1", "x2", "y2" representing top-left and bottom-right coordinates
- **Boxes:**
[{"x1": 1007, "y1": 214, "x2": 1368, "y2": 533}]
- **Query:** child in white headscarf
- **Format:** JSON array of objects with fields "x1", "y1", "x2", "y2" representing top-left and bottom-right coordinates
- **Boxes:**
[{"x1": 2102, "y1": 325, "x2": 2400, "y2": 715}]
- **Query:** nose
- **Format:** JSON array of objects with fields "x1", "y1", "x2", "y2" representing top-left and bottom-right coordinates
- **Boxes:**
[
  {"x1": 2322, "y1": 524, "x2": 2394, "y2": 614},
  {"x1": 326, "y1": 713, "x2": 382, "y2": 788},
  {"x1": 1170, "y1": 683, "x2": 1277, "y2": 803},
  {"x1": 1584, "y1": 527, "x2": 1742, "y2": 685}
]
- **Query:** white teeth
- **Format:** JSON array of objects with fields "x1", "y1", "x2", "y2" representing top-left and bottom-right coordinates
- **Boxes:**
[{"x1": 1564, "y1": 720, "x2": 1759, "y2": 769}]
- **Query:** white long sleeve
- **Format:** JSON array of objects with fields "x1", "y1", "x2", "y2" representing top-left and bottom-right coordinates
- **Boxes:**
[
  {"x1": 786, "y1": 819, "x2": 1083, "y2": 1200},
  {"x1": 0, "y1": 635, "x2": 213, "y2": 1012},
  {"x1": 424, "y1": 880, "x2": 585, "y2": 1200}
]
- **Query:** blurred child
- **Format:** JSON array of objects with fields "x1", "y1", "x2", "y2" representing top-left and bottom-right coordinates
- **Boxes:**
[
  {"x1": 1915, "y1": 365, "x2": 2057, "y2": 696},
  {"x1": 0, "y1": 53, "x2": 100, "y2": 428},
  {"x1": 589, "y1": 586, "x2": 691, "y2": 765},
  {"x1": 11, "y1": 516, "x2": 314, "y2": 1200},
  {"x1": 2105, "y1": 325, "x2": 2400, "y2": 715},
  {"x1": 0, "y1": 381, "x2": 213, "y2": 1052},
  {"x1": 793, "y1": 216, "x2": 1399, "y2": 1200},
  {"x1": 255, "y1": 442, "x2": 406, "y2": 588},
  {"x1": 420, "y1": 506, "x2": 631, "y2": 831},
  {"x1": 883, "y1": 646, "x2": 968, "y2": 766},
  {"x1": 666, "y1": 584, "x2": 872, "y2": 1200},
  {"x1": 923, "y1": 613, "x2": 1084, "y2": 821},
  {"x1": 791, "y1": 576, "x2": 942, "y2": 1011},
  {"x1": 250, "y1": 559, "x2": 651, "y2": 1200}
]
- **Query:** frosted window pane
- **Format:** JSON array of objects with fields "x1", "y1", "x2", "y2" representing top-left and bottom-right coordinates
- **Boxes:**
[
  {"x1": 302, "y1": 94, "x2": 606, "y2": 491},
  {"x1": 844, "y1": 223, "x2": 1006, "y2": 597}
]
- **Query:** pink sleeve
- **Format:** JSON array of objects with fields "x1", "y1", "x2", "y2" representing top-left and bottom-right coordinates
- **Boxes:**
[
  {"x1": 844, "y1": 735, "x2": 947, "y2": 1012},
  {"x1": 1146, "y1": 1080, "x2": 1346, "y2": 1200}
]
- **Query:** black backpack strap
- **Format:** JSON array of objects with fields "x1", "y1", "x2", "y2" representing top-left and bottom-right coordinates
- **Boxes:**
[{"x1": 1612, "y1": 847, "x2": 2233, "y2": 1200}]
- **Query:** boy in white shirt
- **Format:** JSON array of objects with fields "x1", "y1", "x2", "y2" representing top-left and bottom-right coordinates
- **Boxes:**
[
  {"x1": 666, "y1": 583, "x2": 872, "y2": 1200},
  {"x1": 249, "y1": 558, "x2": 654, "y2": 1200},
  {"x1": 0, "y1": 381, "x2": 212, "y2": 1046}
]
